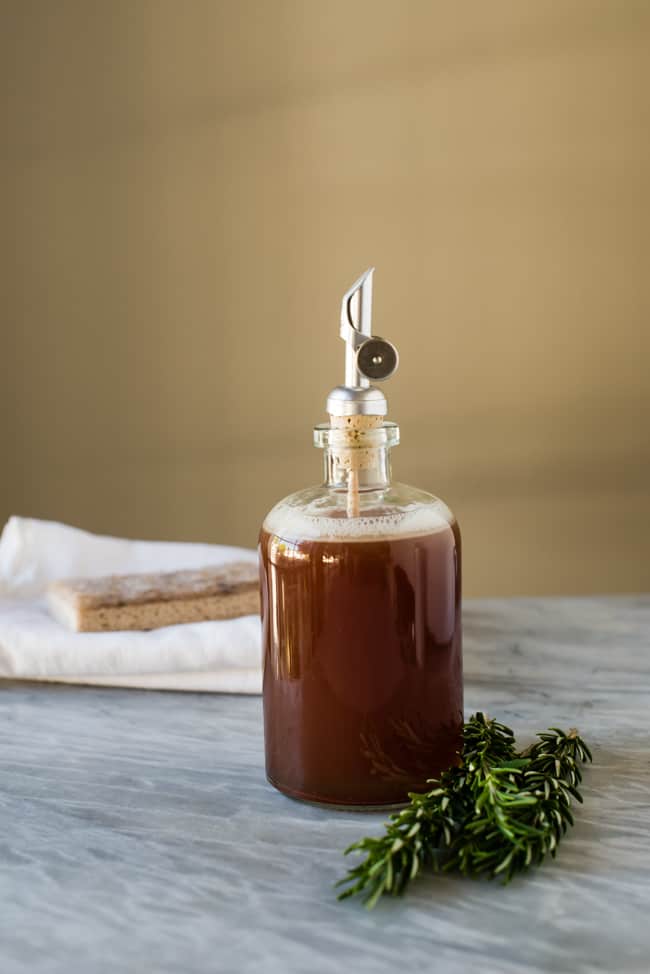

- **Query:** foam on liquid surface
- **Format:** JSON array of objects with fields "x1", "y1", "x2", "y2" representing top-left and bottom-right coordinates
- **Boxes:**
[{"x1": 263, "y1": 497, "x2": 453, "y2": 543}]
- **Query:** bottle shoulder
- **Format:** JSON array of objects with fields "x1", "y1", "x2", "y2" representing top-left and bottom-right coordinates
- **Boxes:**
[{"x1": 261, "y1": 482, "x2": 458, "y2": 543}]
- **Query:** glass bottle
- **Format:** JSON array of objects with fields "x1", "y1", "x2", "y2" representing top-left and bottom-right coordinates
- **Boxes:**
[{"x1": 259, "y1": 271, "x2": 462, "y2": 808}]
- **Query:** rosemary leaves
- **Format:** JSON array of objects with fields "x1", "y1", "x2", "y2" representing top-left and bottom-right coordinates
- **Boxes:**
[{"x1": 336, "y1": 713, "x2": 592, "y2": 908}]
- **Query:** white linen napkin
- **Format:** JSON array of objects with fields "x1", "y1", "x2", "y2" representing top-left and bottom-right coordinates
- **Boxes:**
[{"x1": 0, "y1": 517, "x2": 262, "y2": 692}]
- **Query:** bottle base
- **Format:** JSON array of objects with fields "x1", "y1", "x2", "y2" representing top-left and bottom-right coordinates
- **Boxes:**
[{"x1": 266, "y1": 774, "x2": 410, "y2": 812}]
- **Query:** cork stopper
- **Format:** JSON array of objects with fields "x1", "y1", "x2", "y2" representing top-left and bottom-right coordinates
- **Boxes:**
[
  {"x1": 328, "y1": 414, "x2": 384, "y2": 517},
  {"x1": 329, "y1": 414, "x2": 384, "y2": 432}
]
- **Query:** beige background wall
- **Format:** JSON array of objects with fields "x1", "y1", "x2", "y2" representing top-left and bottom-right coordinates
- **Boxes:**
[{"x1": 1, "y1": 0, "x2": 649, "y2": 596}]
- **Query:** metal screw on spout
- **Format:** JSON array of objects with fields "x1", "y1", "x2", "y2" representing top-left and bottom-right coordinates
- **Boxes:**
[{"x1": 356, "y1": 337, "x2": 399, "y2": 381}]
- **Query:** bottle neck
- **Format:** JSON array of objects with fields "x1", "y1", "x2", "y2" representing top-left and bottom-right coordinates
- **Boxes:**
[{"x1": 323, "y1": 446, "x2": 392, "y2": 490}]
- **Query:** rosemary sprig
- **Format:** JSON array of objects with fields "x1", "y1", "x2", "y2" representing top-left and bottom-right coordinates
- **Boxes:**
[
  {"x1": 336, "y1": 715, "x2": 591, "y2": 907},
  {"x1": 336, "y1": 713, "x2": 517, "y2": 907}
]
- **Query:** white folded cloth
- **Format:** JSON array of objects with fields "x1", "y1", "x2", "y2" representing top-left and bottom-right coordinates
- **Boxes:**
[{"x1": 0, "y1": 517, "x2": 262, "y2": 692}]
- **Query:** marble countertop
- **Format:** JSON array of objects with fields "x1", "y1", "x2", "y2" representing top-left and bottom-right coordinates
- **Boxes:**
[{"x1": 1, "y1": 596, "x2": 649, "y2": 974}]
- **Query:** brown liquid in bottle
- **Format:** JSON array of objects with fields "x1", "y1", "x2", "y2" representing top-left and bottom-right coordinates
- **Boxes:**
[{"x1": 259, "y1": 521, "x2": 462, "y2": 807}]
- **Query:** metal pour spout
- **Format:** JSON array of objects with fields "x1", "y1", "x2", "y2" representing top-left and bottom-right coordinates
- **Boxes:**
[{"x1": 326, "y1": 268, "x2": 399, "y2": 417}]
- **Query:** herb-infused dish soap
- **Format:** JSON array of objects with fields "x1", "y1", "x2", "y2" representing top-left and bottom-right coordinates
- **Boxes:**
[{"x1": 259, "y1": 270, "x2": 462, "y2": 807}]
